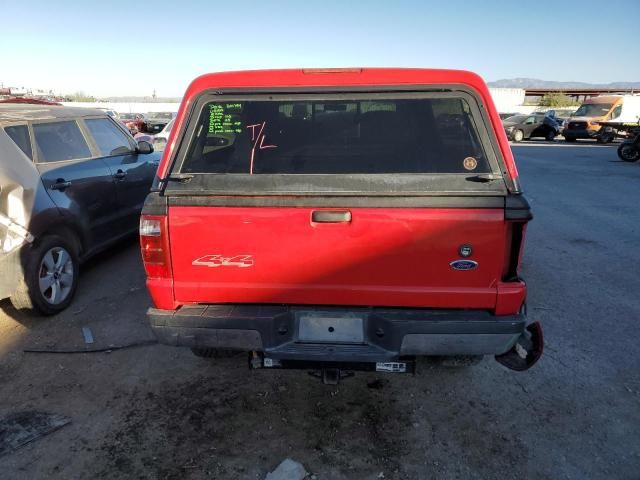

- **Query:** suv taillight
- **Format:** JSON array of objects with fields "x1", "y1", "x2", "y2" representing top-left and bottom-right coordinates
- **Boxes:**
[{"x1": 140, "y1": 215, "x2": 171, "y2": 278}]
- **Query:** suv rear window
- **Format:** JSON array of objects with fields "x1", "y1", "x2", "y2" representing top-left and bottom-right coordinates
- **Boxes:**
[
  {"x1": 33, "y1": 121, "x2": 91, "y2": 163},
  {"x1": 180, "y1": 97, "x2": 491, "y2": 175}
]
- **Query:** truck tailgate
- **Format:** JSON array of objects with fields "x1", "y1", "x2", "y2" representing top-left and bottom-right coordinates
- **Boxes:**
[{"x1": 168, "y1": 205, "x2": 505, "y2": 309}]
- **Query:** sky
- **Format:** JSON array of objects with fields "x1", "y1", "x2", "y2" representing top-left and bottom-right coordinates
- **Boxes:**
[{"x1": 1, "y1": 0, "x2": 639, "y2": 97}]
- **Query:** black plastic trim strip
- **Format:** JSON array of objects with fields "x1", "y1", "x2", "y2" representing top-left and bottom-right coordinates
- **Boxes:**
[
  {"x1": 148, "y1": 305, "x2": 525, "y2": 359},
  {"x1": 166, "y1": 195, "x2": 505, "y2": 209},
  {"x1": 163, "y1": 173, "x2": 507, "y2": 197},
  {"x1": 141, "y1": 192, "x2": 168, "y2": 216},
  {"x1": 505, "y1": 194, "x2": 533, "y2": 221}
]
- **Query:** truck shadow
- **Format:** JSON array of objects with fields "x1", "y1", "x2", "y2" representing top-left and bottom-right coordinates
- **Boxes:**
[{"x1": 92, "y1": 356, "x2": 530, "y2": 480}]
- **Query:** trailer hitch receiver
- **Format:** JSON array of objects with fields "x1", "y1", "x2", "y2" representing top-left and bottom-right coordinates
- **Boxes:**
[{"x1": 309, "y1": 368, "x2": 354, "y2": 385}]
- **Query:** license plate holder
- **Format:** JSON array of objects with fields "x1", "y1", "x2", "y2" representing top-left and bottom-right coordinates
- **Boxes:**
[{"x1": 297, "y1": 313, "x2": 365, "y2": 344}]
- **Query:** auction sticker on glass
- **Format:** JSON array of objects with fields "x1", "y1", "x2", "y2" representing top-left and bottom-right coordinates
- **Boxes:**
[{"x1": 208, "y1": 103, "x2": 243, "y2": 134}]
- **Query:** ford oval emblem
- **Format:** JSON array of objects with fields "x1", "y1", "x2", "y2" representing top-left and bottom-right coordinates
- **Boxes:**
[{"x1": 450, "y1": 260, "x2": 478, "y2": 271}]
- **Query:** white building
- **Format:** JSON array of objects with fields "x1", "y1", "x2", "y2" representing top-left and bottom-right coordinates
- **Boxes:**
[{"x1": 489, "y1": 88, "x2": 526, "y2": 113}]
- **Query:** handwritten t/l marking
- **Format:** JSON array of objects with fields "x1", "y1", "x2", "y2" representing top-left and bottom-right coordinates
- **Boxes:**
[{"x1": 246, "y1": 121, "x2": 277, "y2": 174}]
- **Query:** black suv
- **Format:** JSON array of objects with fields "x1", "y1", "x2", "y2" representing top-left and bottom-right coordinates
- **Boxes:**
[{"x1": 0, "y1": 104, "x2": 160, "y2": 314}]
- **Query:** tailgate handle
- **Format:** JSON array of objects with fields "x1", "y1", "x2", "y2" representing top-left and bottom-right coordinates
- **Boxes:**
[{"x1": 312, "y1": 210, "x2": 352, "y2": 223}]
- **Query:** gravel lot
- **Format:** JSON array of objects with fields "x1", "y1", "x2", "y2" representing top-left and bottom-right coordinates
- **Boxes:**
[{"x1": 1, "y1": 140, "x2": 639, "y2": 480}]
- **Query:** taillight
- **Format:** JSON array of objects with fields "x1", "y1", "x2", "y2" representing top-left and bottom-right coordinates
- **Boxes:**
[
  {"x1": 140, "y1": 215, "x2": 171, "y2": 278},
  {"x1": 502, "y1": 222, "x2": 527, "y2": 281},
  {"x1": 503, "y1": 195, "x2": 532, "y2": 281}
]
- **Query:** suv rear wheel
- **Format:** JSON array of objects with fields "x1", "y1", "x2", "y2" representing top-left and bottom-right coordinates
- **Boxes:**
[
  {"x1": 10, "y1": 234, "x2": 79, "y2": 315},
  {"x1": 512, "y1": 129, "x2": 524, "y2": 142}
]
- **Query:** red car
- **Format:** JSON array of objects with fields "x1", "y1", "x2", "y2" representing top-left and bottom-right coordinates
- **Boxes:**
[
  {"x1": 140, "y1": 68, "x2": 543, "y2": 383},
  {"x1": 119, "y1": 112, "x2": 146, "y2": 134}
]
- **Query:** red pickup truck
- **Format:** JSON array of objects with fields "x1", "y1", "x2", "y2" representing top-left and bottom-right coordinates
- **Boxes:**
[{"x1": 140, "y1": 68, "x2": 542, "y2": 383}]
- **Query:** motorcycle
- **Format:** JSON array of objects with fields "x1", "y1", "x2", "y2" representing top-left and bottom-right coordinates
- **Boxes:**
[{"x1": 617, "y1": 128, "x2": 640, "y2": 162}]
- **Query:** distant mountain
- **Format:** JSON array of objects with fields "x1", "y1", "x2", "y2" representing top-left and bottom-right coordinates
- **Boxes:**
[{"x1": 488, "y1": 78, "x2": 640, "y2": 89}]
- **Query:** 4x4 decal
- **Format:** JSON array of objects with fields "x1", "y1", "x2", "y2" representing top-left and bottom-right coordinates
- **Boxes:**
[{"x1": 192, "y1": 254, "x2": 254, "y2": 268}]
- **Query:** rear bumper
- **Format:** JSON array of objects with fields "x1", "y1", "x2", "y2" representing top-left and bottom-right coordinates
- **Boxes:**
[
  {"x1": 148, "y1": 305, "x2": 528, "y2": 362},
  {"x1": 0, "y1": 248, "x2": 23, "y2": 300}
]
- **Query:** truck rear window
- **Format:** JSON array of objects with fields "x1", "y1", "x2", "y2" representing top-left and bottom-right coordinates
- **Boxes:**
[{"x1": 180, "y1": 97, "x2": 491, "y2": 175}]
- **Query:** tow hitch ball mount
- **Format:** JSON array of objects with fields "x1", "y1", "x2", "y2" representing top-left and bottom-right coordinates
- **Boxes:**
[
  {"x1": 495, "y1": 321, "x2": 544, "y2": 371},
  {"x1": 308, "y1": 369, "x2": 354, "y2": 385}
]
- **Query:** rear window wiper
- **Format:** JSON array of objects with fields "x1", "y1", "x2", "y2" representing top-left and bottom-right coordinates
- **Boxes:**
[
  {"x1": 465, "y1": 174, "x2": 499, "y2": 183},
  {"x1": 165, "y1": 173, "x2": 194, "y2": 183}
]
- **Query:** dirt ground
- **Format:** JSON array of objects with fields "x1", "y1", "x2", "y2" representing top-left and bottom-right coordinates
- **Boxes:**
[{"x1": 1, "y1": 141, "x2": 639, "y2": 479}]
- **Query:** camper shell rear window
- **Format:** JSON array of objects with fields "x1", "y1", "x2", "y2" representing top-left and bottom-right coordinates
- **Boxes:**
[{"x1": 170, "y1": 90, "x2": 507, "y2": 195}]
